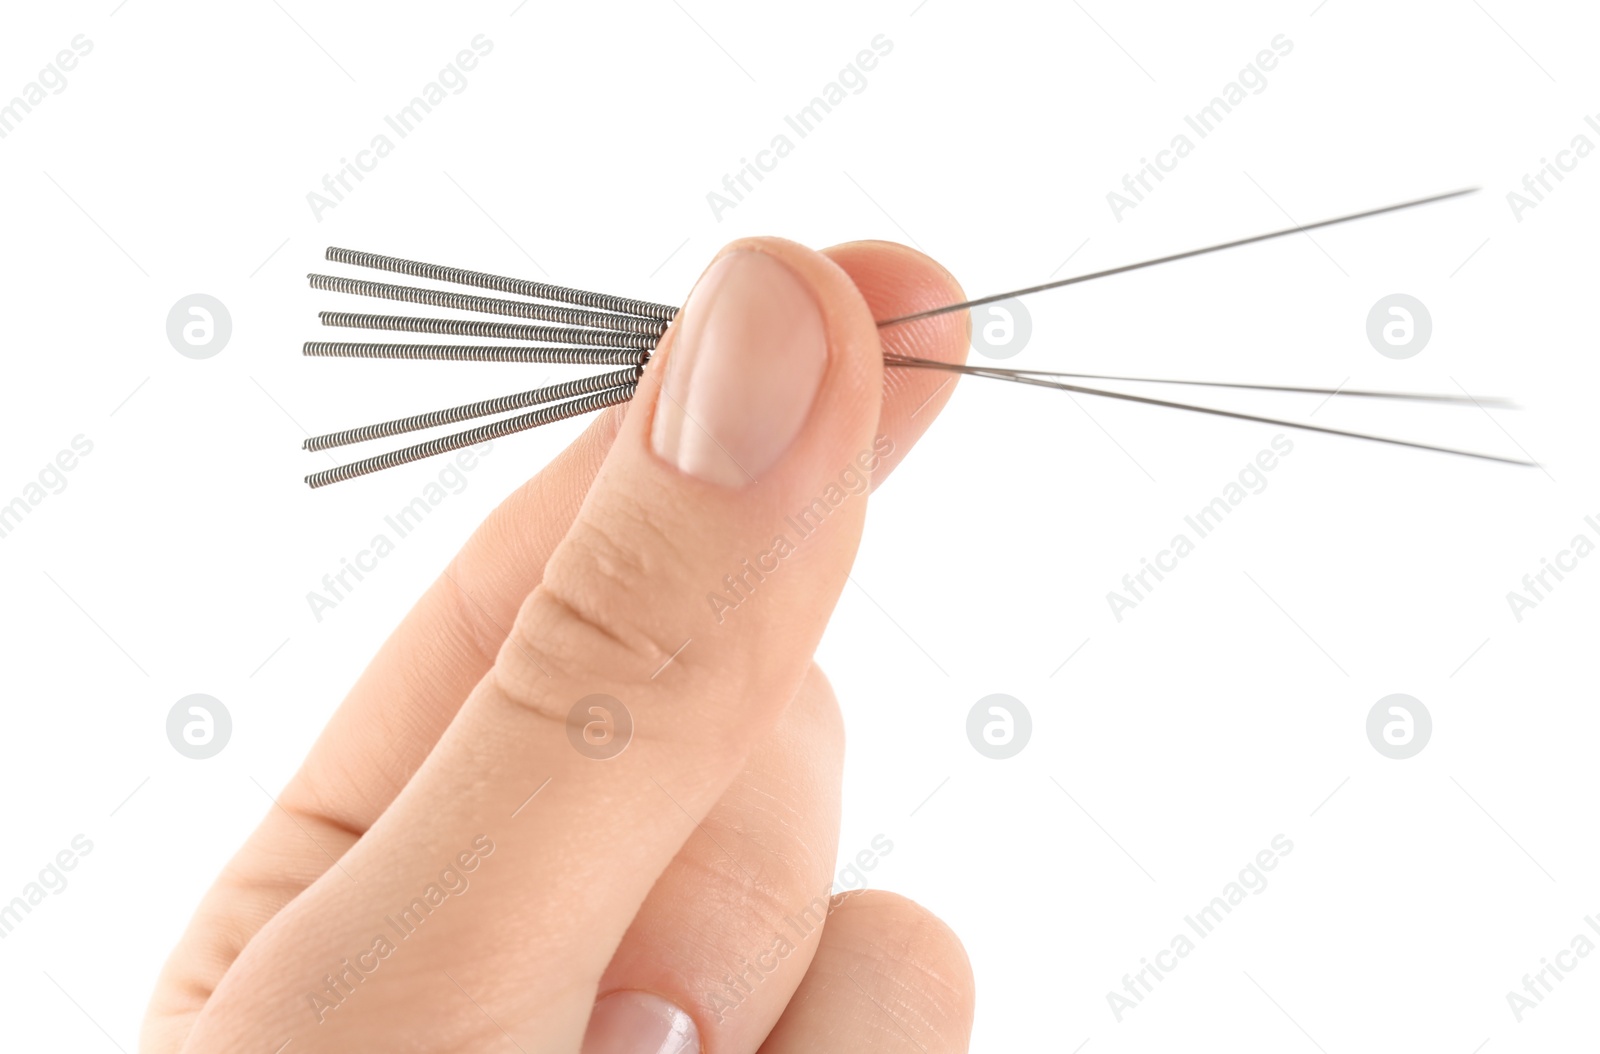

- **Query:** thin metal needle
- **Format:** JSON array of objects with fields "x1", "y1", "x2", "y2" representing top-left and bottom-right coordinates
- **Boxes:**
[
  {"x1": 884, "y1": 354, "x2": 1516, "y2": 408},
  {"x1": 885, "y1": 358, "x2": 1533, "y2": 466},
  {"x1": 876, "y1": 187, "x2": 1479, "y2": 327},
  {"x1": 320, "y1": 189, "x2": 1477, "y2": 335}
]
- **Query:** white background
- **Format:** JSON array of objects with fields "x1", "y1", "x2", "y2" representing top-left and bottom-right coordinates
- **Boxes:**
[{"x1": 1, "y1": 0, "x2": 1596, "y2": 1050}]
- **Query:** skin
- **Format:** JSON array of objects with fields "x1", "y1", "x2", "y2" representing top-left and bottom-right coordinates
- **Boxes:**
[{"x1": 144, "y1": 239, "x2": 977, "y2": 1053}]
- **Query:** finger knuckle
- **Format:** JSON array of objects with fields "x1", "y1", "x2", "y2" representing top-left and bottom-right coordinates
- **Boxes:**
[{"x1": 489, "y1": 507, "x2": 691, "y2": 716}]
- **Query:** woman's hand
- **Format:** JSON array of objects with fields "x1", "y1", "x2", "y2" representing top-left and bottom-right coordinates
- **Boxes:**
[{"x1": 144, "y1": 238, "x2": 974, "y2": 1053}]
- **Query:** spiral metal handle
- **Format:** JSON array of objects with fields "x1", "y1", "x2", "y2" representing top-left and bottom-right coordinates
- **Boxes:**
[
  {"x1": 301, "y1": 342, "x2": 649, "y2": 366},
  {"x1": 304, "y1": 384, "x2": 639, "y2": 489},
  {"x1": 309, "y1": 274, "x2": 669, "y2": 336},
  {"x1": 318, "y1": 312, "x2": 658, "y2": 350},
  {"x1": 325, "y1": 247, "x2": 679, "y2": 322},
  {"x1": 304, "y1": 367, "x2": 641, "y2": 451}
]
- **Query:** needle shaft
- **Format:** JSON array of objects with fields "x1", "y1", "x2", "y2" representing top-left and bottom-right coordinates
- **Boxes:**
[
  {"x1": 884, "y1": 354, "x2": 1515, "y2": 408},
  {"x1": 876, "y1": 188, "x2": 1479, "y2": 327},
  {"x1": 884, "y1": 357, "x2": 1532, "y2": 466}
]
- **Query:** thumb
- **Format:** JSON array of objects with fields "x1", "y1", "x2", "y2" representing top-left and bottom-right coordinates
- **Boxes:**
[
  {"x1": 181, "y1": 238, "x2": 896, "y2": 1048},
  {"x1": 533, "y1": 235, "x2": 885, "y2": 718}
]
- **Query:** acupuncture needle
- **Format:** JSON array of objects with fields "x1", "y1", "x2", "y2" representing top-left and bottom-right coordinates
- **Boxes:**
[
  {"x1": 315, "y1": 188, "x2": 1479, "y2": 337},
  {"x1": 874, "y1": 187, "x2": 1479, "y2": 328},
  {"x1": 880, "y1": 356, "x2": 1533, "y2": 466},
  {"x1": 301, "y1": 186, "x2": 1520, "y2": 485}
]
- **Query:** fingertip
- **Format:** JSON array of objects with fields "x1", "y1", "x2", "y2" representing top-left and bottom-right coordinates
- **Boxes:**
[
  {"x1": 821, "y1": 240, "x2": 972, "y2": 488},
  {"x1": 828, "y1": 889, "x2": 975, "y2": 1012},
  {"x1": 760, "y1": 889, "x2": 976, "y2": 1053},
  {"x1": 822, "y1": 239, "x2": 969, "y2": 349}
]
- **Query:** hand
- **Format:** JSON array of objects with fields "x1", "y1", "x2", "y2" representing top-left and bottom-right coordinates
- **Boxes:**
[{"x1": 144, "y1": 238, "x2": 975, "y2": 1053}]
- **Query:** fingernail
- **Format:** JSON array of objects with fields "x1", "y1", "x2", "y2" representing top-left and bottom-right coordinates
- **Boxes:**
[
  {"x1": 581, "y1": 990, "x2": 700, "y2": 1054},
  {"x1": 651, "y1": 249, "x2": 827, "y2": 486}
]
